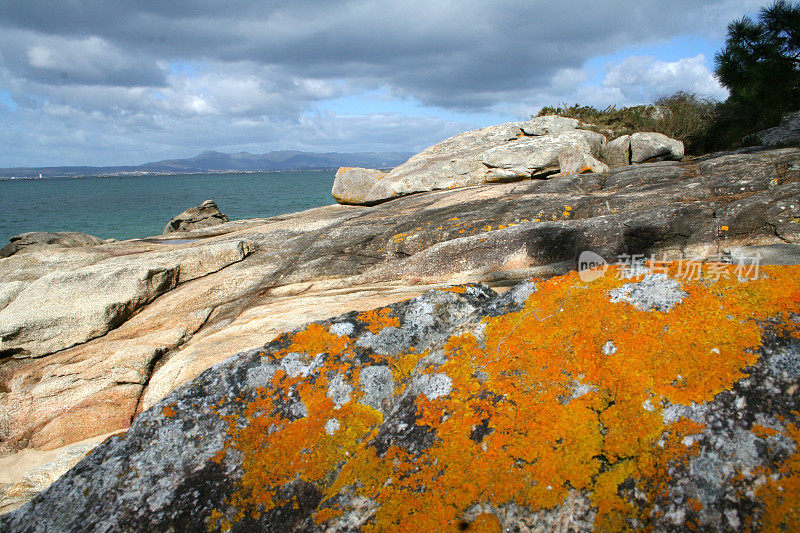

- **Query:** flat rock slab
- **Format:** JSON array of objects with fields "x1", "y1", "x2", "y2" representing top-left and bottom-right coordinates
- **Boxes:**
[
  {"x1": 0, "y1": 232, "x2": 105, "y2": 258},
  {"x1": 0, "y1": 240, "x2": 254, "y2": 358}
]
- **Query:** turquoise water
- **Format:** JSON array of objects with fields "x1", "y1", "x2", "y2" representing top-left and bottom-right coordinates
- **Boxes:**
[{"x1": 0, "y1": 171, "x2": 337, "y2": 244}]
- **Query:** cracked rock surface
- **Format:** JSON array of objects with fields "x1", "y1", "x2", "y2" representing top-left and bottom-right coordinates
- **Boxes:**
[{"x1": 2, "y1": 264, "x2": 799, "y2": 531}]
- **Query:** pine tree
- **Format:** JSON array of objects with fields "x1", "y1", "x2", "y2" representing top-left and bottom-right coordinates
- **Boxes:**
[{"x1": 714, "y1": 0, "x2": 800, "y2": 129}]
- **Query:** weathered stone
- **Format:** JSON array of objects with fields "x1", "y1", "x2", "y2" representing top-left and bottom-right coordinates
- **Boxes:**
[
  {"x1": 558, "y1": 147, "x2": 609, "y2": 175},
  {"x1": 750, "y1": 111, "x2": 800, "y2": 147},
  {"x1": 163, "y1": 199, "x2": 229, "y2": 234},
  {"x1": 0, "y1": 431, "x2": 123, "y2": 515},
  {"x1": 630, "y1": 132, "x2": 685, "y2": 163},
  {"x1": 349, "y1": 116, "x2": 608, "y2": 204},
  {"x1": 601, "y1": 134, "x2": 631, "y2": 168},
  {"x1": 0, "y1": 232, "x2": 105, "y2": 258},
  {"x1": 0, "y1": 240, "x2": 254, "y2": 358},
  {"x1": 331, "y1": 167, "x2": 387, "y2": 205},
  {"x1": 2, "y1": 265, "x2": 800, "y2": 531}
]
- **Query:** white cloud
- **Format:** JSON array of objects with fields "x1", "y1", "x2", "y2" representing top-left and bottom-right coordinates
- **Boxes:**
[{"x1": 602, "y1": 54, "x2": 729, "y2": 104}]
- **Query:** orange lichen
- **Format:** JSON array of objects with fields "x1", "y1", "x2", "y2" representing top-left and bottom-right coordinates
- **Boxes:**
[
  {"x1": 161, "y1": 404, "x2": 177, "y2": 418},
  {"x1": 212, "y1": 264, "x2": 800, "y2": 531},
  {"x1": 752, "y1": 424, "x2": 780, "y2": 439},
  {"x1": 754, "y1": 422, "x2": 800, "y2": 530},
  {"x1": 358, "y1": 307, "x2": 401, "y2": 334}
]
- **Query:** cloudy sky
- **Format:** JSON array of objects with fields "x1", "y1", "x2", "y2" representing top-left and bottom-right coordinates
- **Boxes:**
[{"x1": 0, "y1": 1, "x2": 765, "y2": 167}]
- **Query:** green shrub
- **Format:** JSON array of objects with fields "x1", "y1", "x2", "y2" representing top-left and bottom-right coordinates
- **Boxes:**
[{"x1": 536, "y1": 91, "x2": 719, "y2": 155}]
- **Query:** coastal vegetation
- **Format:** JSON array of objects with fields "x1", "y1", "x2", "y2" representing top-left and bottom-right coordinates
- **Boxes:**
[{"x1": 539, "y1": 0, "x2": 800, "y2": 155}]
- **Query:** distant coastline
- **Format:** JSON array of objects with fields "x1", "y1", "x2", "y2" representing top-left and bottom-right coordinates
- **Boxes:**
[{"x1": 0, "y1": 149, "x2": 412, "y2": 180}]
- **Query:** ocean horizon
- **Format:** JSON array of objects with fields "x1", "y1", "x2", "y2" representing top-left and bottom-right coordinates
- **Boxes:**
[{"x1": 0, "y1": 170, "x2": 338, "y2": 244}]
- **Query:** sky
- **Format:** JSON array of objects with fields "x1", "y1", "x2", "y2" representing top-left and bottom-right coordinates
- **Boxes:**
[{"x1": 0, "y1": 0, "x2": 767, "y2": 167}]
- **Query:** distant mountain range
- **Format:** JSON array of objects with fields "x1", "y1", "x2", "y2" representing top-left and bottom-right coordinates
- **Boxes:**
[{"x1": 0, "y1": 150, "x2": 414, "y2": 178}]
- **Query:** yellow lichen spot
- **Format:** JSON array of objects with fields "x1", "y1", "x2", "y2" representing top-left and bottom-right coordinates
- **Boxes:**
[
  {"x1": 720, "y1": 226, "x2": 729, "y2": 231},
  {"x1": 359, "y1": 307, "x2": 401, "y2": 334},
  {"x1": 562, "y1": 211, "x2": 570, "y2": 218},
  {"x1": 498, "y1": 225, "x2": 507, "y2": 230},
  {"x1": 392, "y1": 233, "x2": 412, "y2": 243},
  {"x1": 470, "y1": 513, "x2": 502, "y2": 532},
  {"x1": 755, "y1": 423, "x2": 800, "y2": 530},
  {"x1": 565, "y1": 206, "x2": 572, "y2": 211},
  {"x1": 444, "y1": 286, "x2": 467, "y2": 294},
  {"x1": 448, "y1": 217, "x2": 459, "y2": 221},
  {"x1": 752, "y1": 424, "x2": 780, "y2": 438},
  {"x1": 162, "y1": 404, "x2": 177, "y2": 418}
]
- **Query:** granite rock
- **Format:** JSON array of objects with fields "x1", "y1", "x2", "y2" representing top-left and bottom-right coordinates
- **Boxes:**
[
  {"x1": 0, "y1": 145, "x2": 798, "y2": 512},
  {"x1": 2, "y1": 264, "x2": 799, "y2": 531},
  {"x1": 163, "y1": 199, "x2": 229, "y2": 234},
  {"x1": 0, "y1": 232, "x2": 105, "y2": 258}
]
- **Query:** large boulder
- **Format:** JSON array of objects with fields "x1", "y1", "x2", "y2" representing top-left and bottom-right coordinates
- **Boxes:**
[
  {"x1": 163, "y1": 199, "x2": 229, "y2": 234},
  {"x1": 331, "y1": 167, "x2": 387, "y2": 205},
  {"x1": 339, "y1": 116, "x2": 609, "y2": 205},
  {"x1": 332, "y1": 116, "x2": 686, "y2": 205},
  {"x1": 629, "y1": 132, "x2": 685, "y2": 163},
  {"x1": 2, "y1": 264, "x2": 799, "y2": 531},
  {"x1": 0, "y1": 232, "x2": 105, "y2": 258}
]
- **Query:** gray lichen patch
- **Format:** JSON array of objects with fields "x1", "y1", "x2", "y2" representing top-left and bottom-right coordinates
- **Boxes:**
[
  {"x1": 602, "y1": 340, "x2": 617, "y2": 355},
  {"x1": 325, "y1": 419, "x2": 341, "y2": 436},
  {"x1": 280, "y1": 352, "x2": 324, "y2": 378},
  {"x1": 413, "y1": 373, "x2": 453, "y2": 400},
  {"x1": 329, "y1": 321, "x2": 355, "y2": 337},
  {"x1": 608, "y1": 273, "x2": 687, "y2": 312},
  {"x1": 327, "y1": 373, "x2": 353, "y2": 409},
  {"x1": 359, "y1": 366, "x2": 394, "y2": 411}
]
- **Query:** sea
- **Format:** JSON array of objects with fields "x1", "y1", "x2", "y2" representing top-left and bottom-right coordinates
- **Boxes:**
[{"x1": 0, "y1": 171, "x2": 338, "y2": 244}]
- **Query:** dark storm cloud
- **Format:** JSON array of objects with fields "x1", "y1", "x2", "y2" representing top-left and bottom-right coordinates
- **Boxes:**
[
  {"x1": 0, "y1": 0, "x2": 761, "y2": 106},
  {"x1": 0, "y1": 0, "x2": 763, "y2": 166}
]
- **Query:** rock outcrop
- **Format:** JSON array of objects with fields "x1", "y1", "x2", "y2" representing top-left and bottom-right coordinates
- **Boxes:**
[
  {"x1": 0, "y1": 232, "x2": 105, "y2": 258},
  {"x1": 0, "y1": 240, "x2": 255, "y2": 358},
  {"x1": 0, "y1": 143, "x2": 797, "y2": 514},
  {"x1": 330, "y1": 115, "x2": 684, "y2": 205},
  {"x1": 2, "y1": 263, "x2": 799, "y2": 531},
  {"x1": 163, "y1": 199, "x2": 229, "y2": 234},
  {"x1": 750, "y1": 111, "x2": 800, "y2": 148}
]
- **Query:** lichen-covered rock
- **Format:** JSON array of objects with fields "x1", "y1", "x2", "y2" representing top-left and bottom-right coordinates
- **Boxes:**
[
  {"x1": 1, "y1": 148, "x2": 798, "y2": 512},
  {"x1": 3, "y1": 263, "x2": 800, "y2": 531},
  {"x1": 163, "y1": 199, "x2": 229, "y2": 234}
]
